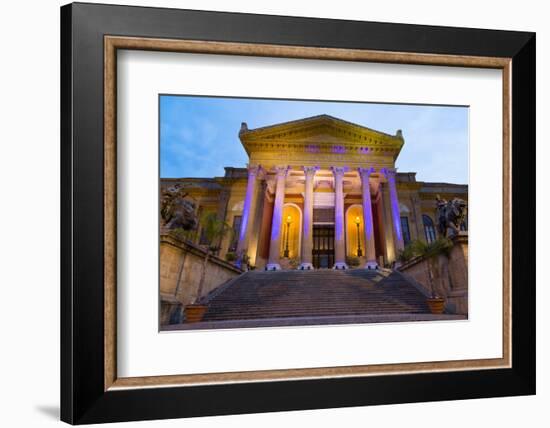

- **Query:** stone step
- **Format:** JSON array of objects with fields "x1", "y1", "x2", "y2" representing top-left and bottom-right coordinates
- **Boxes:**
[
  {"x1": 169, "y1": 313, "x2": 467, "y2": 331},
  {"x1": 205, "y1": 310, "x2": 429, "y2": 319},
  {"x1": 204, "y1": 310, "x2": 429, "y2": 320},
  {"x1": 206, "y1": 300, "x2": 427, "y2": 307},
  {"x1": 205, "y1": 299, "x2": 429, "y2": 306},
  {"x1": 198, "y1": 268, "x2": 430, "y2": 323},
  {"x1": 205, "y1": 305, "x2": 429, "y2": 313},
  {"x1": 206, "y1": 302, "x2": 429, "y2": 310}
]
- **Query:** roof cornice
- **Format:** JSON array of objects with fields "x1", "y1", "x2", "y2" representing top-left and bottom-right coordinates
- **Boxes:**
[{"x1": 238, "y1": 114, "x2": 404, "y2": 160}]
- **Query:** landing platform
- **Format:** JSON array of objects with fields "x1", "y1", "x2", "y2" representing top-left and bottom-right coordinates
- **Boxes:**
[{"x1": 163, "y1": 313, "x2": 467, "y2": 331}]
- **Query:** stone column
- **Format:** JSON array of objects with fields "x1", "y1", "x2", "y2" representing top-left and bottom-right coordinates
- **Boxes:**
[
  {"x1": 236, "y1": 164, "x2": 262, "y2": 267},
  {"x1": 331, "y1": 166, "x2": 348, "y2": 269},
  {"x1": 299, "y1": 166, "x2": 319, "y2": 270},
  {"x1": 381, "y1": 168, "x2": 405, "y2": 253},
  {"x1": 358, "y1": 167, "x2": 378, "y2": 269},
  {"x1": 266, "y1": 166, "x2": 290, "y2": 270}
]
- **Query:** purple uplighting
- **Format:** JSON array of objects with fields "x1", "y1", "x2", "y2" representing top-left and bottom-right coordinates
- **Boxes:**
[
  {"x1": 335, "y1": 211, "x2": 344, "y2": 241},
  {"x1": 388, "y1": 175, "x2": 403, "y2": 241},
  {"x1": 267, "y1": 169, "x2": 288, "y2": 262},
  {"x1": 238, "y1": 168, "x2": 258, "y2": 244},
  {"x1": 270, "y1": 219, "x2": 280, "y2": 241},
  {"x1": 306, "y1": 144, "x2": 320, "y2": 153},
  {"x1": 365, "y1": 212, "x2": 373, "y2": 240},
  {"x1": 358, "y1": 167, "x2": 375, "y2": 244}
]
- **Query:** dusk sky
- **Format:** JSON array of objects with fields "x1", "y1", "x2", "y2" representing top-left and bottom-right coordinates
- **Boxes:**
[{"x1": 160, "y1": 95, "x2": 468, "y2": 184}]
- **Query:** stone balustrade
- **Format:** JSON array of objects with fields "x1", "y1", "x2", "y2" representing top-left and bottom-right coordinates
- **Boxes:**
[
  {"x1": 397, "y1": 233, "x2": 468, "y2": 314},
  {"x1": 160, "y1": 232, "x2": 242, "y2": 325}
]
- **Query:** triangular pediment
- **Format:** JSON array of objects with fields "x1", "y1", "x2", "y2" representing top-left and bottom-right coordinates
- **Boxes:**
[{"x1": 239, "y1": 114, "x2": 404, "y2": 158}]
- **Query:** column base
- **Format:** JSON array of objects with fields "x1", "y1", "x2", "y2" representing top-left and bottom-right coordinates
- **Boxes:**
[
  {"x1": 298, "y1": 262, "x2": 314, "y2": 270},
  {"x1": 364, "y1": 260, "x2": 379, "y2": 270},
  {"x1": 333, "y1": 262, "x2": 349, "y2": 270},
  {"x1": 265, "y1": 263, "x2": 281, "y2": 271}
]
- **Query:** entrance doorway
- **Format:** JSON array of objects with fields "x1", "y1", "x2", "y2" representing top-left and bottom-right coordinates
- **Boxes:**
[{"x1": 312, "y1": 225, "x2": 335, "y2": 268}]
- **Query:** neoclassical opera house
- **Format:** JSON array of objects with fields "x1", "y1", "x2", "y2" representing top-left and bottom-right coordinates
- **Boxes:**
[{"x1": 161, "y1": 115, "x2": 467, "y2": 271}]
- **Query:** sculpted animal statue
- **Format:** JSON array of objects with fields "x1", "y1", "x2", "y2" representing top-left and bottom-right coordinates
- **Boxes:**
[
  {"x1": 435, "y1": 195, "x2": 467, "y2": 238},
  {"x1": 161, "y1": 185, "x2": 198, "y2": 231}
]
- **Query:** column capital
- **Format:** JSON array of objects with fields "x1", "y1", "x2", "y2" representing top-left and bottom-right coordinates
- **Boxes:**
[
  {"x1": 380, "y1": 167, "x2": 397, "y2": 180},
  {"x1": 358, "y1": 166, "x2": 376, "y2": 181},
  {"x1": 302, "y1": 165, "x2": 320, "y2": 178},
  {"x1": 265, "y1": 177, "x2": 276, "y2": 195},
  {"x1": 330, "y1": 166, "x2": 349, "y2": 178},
  {"x1": 273, "y1": 165, "x2": 291, "y2": 178},
  {"x1": 247, "y1": 164, "x2": 263, "y2": 178}
]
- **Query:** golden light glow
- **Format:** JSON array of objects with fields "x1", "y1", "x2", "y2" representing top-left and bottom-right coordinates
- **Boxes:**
[
  {"x1": 281, "y1": 205, "x2": 300, "y2": 259},
  {"x1": 346, "y1": 206, "x2": 364, "y2": 257}
]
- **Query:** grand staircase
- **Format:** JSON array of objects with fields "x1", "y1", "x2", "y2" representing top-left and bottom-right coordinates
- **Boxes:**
[{"x1": 199, "y1": 269, "x2": 431, "y2": 323}]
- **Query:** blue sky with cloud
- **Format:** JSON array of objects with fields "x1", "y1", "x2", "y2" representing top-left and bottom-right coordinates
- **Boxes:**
[{"x1": 160, "y1": 95, "x2": 468, "y2": 184}]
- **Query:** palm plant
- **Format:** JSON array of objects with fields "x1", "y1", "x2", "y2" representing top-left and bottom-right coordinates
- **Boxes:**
[
  {"x1": 193, "y1": 212, "x2": 233, "y2": 304},
  {"x1": 397, "y1": 242, "x2": 417, "y2": 263},
  {"x1": 410, "y1": 238, "x2": 453, "y2": 298},
  {"x1": 170, "y1": 227, "x2": 195, "y2": 243},
  {"x1": 225, "y1": 251, "x2": 237, "y2": 262}
]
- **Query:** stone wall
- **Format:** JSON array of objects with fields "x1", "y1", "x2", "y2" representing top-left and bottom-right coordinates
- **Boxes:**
[
  {"x1": 160, "y1": 233, "x2": 242, "y2": 325},
  {"x1": 398, "y1": 234, "x2": 468, "y2": 314}
]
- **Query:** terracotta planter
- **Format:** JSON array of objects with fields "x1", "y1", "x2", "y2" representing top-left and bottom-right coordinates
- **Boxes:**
[
  {"x1": 184, "y1": 304, "x2": 208, "y2": 323},
  {"x1": 427, "y1": 297, "x2": 445, "y2": 314}
]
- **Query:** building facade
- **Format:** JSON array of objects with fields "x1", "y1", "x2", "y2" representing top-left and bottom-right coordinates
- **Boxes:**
[{"x1": 161, "y1": 115, "x2": 467, "y2": 270}]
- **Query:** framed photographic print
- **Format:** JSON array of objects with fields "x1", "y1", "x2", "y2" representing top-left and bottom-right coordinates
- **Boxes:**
[
  {"x1": 61, "y1": 2, "x2": 535, "y2": 424},
  {"x1": 158, "y1": 95, "x2": 470, "y2": 332}
]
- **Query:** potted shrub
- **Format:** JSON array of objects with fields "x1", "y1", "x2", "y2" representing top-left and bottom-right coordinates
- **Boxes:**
[
  {"x1": 185, "y1": 212, "x2": 233, "y2": 323},
  {"x1": 169, "y1": 227, "x2": 194, "y2": 243},
  {"x1": 240, "y1": 251, "x2": 251, "y2": 271},
  {"x1": 225, "y1": 251, "x2": 237, "y2": 262},
  {"x1": 426, "y1": 295, "x2": 445, "y2": 314},
  {"x1": 410, "y1": 238, "x2": 453, "y2": 314},
  {"x1": 184, "y1": 304, "x2": 208, "y2": 323}
]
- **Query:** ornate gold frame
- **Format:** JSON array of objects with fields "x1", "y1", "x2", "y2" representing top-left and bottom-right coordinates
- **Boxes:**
[{"x1": 104, "y1": 36, "x2": 512, "y2": 391}]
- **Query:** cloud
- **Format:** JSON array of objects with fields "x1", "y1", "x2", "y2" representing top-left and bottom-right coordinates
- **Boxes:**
[{"x1": 160, "y1": 95, "x2": 468, "y2": 183}]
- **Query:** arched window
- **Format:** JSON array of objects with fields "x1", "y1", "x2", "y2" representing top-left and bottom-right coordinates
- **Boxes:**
[
  {"x1": 423, "y1": 215, "x2": 437, "y2": 243},
  {"x1": 400, "y1": 216, "x2": 411, "y2": 246}
]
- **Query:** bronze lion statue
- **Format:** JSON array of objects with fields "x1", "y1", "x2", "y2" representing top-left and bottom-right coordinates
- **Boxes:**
[
  {"x1": 161, "y1": 185, "x2": 198, "y2": 231},
  {"x1": 435, "y1": 195, "x2": 467, "y2": 238}
]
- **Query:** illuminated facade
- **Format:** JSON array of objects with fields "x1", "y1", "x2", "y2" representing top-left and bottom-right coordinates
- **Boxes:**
[{"x1": 161, "y1": 115, "x2": 467, "y2": 270}]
